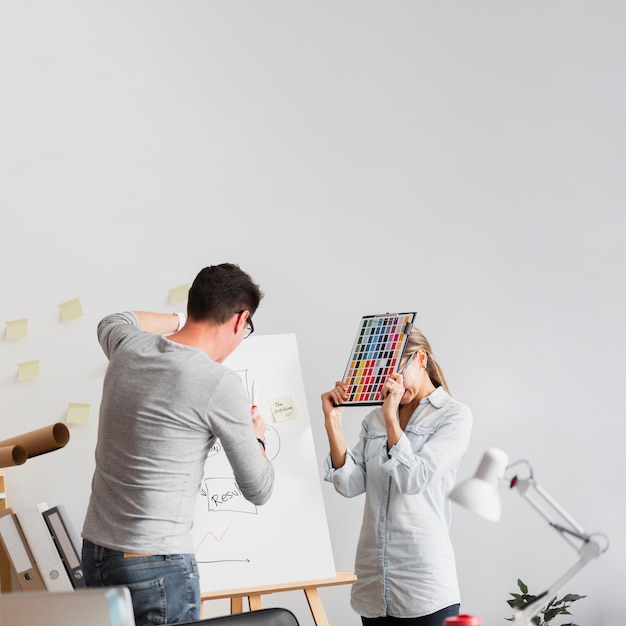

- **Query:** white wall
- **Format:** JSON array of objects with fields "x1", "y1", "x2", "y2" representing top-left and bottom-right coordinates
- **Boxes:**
[{"x1": 1, "y1": 2, "x2": 624, "y2": 624}]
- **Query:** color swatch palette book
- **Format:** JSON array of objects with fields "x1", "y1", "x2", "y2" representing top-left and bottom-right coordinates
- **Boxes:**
[{"x1": 341, "y1": 312, "x2": 416, "y2": 406}]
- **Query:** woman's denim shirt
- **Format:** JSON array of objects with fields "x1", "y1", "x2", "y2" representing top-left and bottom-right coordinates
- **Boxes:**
[{"x1": 324, "y1": 386, "x2": 472, "y2": 619}]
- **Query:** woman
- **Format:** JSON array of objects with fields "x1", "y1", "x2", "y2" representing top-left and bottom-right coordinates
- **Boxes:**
[{"x1": 321, "y1": 327, "x2": 473, "y2": 626}]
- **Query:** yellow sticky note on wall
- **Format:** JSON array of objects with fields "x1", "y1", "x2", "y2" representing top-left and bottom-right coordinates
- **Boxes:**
[
  {"x1": 18, "y1": 360, "x2": 40, "y2": 381},
  {"x1": 269, "y1": 395, "x2": 299, "y2": 423},
  {"x1": 169, "y1": 284, "x2": 189, "y2": 304},
  {"x1": 66, "y1": 403, "x2": 90, "y2": 424},
  {"x1": 5, "y1": 319, "x2": 28, "y2": 340},
  {"x1": 59, "y1": 298, "x2": 84, "y2": 322}
]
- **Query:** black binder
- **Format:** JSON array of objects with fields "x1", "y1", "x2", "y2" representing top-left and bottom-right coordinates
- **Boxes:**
[{"x1": 42, "y1": 505, "x2": 85, "y2": 587}]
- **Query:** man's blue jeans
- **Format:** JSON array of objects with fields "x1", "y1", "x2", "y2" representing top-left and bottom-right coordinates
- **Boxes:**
[{"x1": 82, "y1": 540, "x2": 201, "y2": 626}]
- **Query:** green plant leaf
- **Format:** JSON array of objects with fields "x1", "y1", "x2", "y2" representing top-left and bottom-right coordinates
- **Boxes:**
[
  {"x1": 505, "y1": 580, "x2": 586, "y2": 625},
  {"x1": 507, "y1": 593, "x2": 530, "y2": 609},
  {"x1": 543, "y1": 607, "x2": 562, "y2": 621},
  {"x1": 561, "y1": 594, "x2": 586, "y2": 603}
]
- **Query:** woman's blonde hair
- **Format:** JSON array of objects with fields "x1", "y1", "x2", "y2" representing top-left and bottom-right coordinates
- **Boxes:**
[{"x1": 404, "y1": 327, "x2": 449, "y2": 393}]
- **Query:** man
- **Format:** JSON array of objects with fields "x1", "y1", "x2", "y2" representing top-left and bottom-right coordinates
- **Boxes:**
[{"x1": 81, "y1": 263, "x2": 274, "y2": 625}]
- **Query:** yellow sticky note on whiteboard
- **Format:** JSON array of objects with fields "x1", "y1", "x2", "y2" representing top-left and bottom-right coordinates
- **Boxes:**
[
  {"x1": 59, "y1": 298, "x2": 84, "y2": 322},
  {"x1": 66, "y1": 403, "x2": 90, "y2": 424},
  {"x1": 18, "y1": 360, "x2": 40, "y2": 381},
  {"x1": 6, "y1": 319, "x2": 28, "y2": 340},
  {"x1": 270, "y1": 395, "x2": 299, "y2": 423}
]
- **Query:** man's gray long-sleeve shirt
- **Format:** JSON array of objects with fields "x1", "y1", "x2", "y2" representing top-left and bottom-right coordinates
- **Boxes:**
[{"x1": 82, "y1": 311, "x2": 274, "y2": 554}]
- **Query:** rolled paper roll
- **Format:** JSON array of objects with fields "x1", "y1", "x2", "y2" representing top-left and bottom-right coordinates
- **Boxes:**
[
  {"x1": 0, "y1": 445, "x2": 28, "y2": 468},
  {"x1": 0, "y1": 422, "x2": 70, "y2": 459}
]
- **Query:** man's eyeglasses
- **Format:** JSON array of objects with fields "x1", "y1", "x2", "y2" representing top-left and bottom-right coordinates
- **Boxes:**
[
  {"x1": 237, "y1": 311, "x2": 254, "y2": 339},
  {"x1": 244, "y1": 316, "x2": 254, "y2": 339}
]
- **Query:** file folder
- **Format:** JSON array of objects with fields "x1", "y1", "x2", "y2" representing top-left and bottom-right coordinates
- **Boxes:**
[
  {"x1": 16, "y1": 503, "x2": 73, "y2": 591},
  {"x1": 0, "y1": 508, "x2": 46, "y2": 591},
  {"x1": 42, "y1": 505, "x2": 85, "y2": 587}
]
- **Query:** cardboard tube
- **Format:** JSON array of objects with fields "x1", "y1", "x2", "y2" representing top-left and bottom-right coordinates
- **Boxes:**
[
  {"x1": 0, "y1": 445, "x2": 28, "y2": 468},
  {"x1": 0, "y1": 423, "x2": 70, "y2": 459}
]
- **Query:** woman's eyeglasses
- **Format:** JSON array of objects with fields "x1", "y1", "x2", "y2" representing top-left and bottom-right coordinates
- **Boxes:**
[{"x1": 399, "y1": 351, "x2": 415, "y2": 374}]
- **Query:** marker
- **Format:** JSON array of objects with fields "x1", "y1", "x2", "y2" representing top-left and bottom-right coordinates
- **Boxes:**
[{"x1": 251, "y1": 379, "x2": 257, "y2": 409}]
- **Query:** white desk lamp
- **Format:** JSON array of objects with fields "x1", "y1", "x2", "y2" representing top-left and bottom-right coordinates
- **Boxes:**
[{"x1": 449, "y1": 448, "x2": 609, "y2": 626}]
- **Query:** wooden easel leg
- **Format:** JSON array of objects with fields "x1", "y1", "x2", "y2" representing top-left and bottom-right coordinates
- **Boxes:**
[
  {"x1": 247, "y1": 594, "x2": 263, "y2": 612},
  {"x1": 304, "y1": 587, "x2": 330, "y2": 626},
  {"x1": 230, "y1": 597, "x2": 243, "y2": 614}
]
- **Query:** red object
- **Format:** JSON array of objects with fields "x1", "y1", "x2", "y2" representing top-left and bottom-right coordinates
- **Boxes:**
[{"x1": 443, "y1": 615, "x2": 482, "y2": 626}]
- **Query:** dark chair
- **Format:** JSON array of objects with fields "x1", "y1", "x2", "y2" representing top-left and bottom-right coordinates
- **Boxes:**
[{"x1": 174, "y1": 608, "x2": 300, "y2": 625}]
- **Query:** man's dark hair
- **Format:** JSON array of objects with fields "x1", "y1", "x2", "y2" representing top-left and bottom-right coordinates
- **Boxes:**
[{"x1": 187, "y1": 263, "x2": 264, "y2": 323}]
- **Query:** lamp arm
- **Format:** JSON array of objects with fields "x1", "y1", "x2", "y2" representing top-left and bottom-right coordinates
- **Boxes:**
[
  {"x1": 507, "y1": 471, "x2": 608, "y2": 625},
  {"x1": 511, "y1": 475, "x2": 590, "y2": 551},
  {"x1": 510, "y1": 539, "x2": 602, "y2": 626}
]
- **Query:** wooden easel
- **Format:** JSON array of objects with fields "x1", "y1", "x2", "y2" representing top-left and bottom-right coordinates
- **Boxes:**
[{"x1": 201, "y1": 571, "x2": 357, "y2": 626}]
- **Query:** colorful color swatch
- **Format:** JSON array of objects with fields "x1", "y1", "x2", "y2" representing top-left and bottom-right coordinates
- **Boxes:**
[{"x1": 341, "y1": 312, "x2": 416, "y2": 405}]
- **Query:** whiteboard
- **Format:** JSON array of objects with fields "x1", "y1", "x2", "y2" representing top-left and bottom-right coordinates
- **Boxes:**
[{"x1": 192, "y1": 334, "x2": 336, "y2": 592}]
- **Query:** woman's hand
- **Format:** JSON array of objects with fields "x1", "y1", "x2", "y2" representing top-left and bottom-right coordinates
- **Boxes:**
[
  {"x1": 321, "y1": 382, "x2": 349, "y2": 469},
  {"x1": 321, "y1": 382, "x2": 348, "y2": 423},
  {"x1": 381, "y1": 373, "x2": 405, "y2": 448},
  {"x1": 382, "y1": 372, "x2": 405, "y2": 409}
]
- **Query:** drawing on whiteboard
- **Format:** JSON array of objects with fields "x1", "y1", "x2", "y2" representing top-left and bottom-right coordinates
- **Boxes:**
[
  {"x1": 198, "y1": 425, "x2": 281, "y2": 516},
  {"x1": 194, "y1": 409, "x2": 282, "y2": 564},
  {"x1": 192, "y1": 334, "x2": 336, "y2": 591},
  {"x1": 201, "y1": 477, "x2": 258, "y2": 514},
  {"x1": 235, "y1": 368, "x2": 254, "y2": 404}
]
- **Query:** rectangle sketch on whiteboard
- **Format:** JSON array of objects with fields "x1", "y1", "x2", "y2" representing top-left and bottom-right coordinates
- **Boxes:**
[{"x1": 192, "y1": 334, "x2": 336, "y2": 592}]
